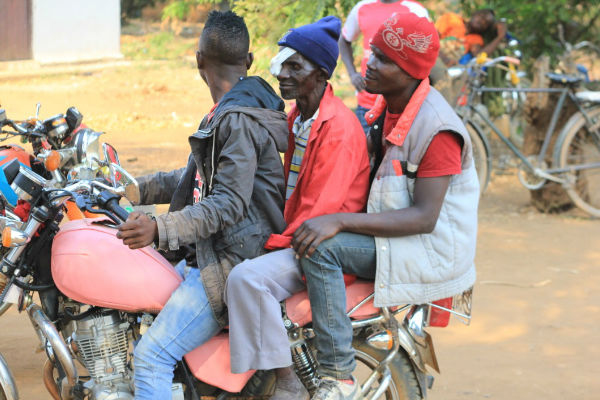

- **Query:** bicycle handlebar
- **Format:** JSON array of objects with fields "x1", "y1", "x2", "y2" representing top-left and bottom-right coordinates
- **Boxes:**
[
  {"x1": 479, "y1": 55, "x2": 521, "y2": 68},
  {"x1": 573, "y1": 41, "x2": 600, "y2": 55}
]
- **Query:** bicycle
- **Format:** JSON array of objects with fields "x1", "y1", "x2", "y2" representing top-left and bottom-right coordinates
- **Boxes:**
[{"x1": 452, "y1": 54, "x2": 600, "y2": 217}]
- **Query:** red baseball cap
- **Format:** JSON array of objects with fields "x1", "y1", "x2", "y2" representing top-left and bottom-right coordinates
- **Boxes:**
[{"x1": 370, "y1": 11, "x2": 440, "y2": 80}]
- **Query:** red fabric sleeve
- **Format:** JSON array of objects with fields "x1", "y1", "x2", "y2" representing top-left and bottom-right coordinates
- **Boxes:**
[
  {"x1": 417, "y1": 131, "x2": 463, "y2": 178},
  {"x1": 266, "y1": 136, "x2": 369, "y2": 249},
  {"x1": 265, "y1": 87, "x2": 370, "y2": 250}
]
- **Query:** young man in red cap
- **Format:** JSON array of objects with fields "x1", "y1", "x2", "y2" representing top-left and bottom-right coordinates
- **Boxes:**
[
  {"x1": 224, "y1": 16, "x2": 370, "y2": 400},
  {"x1": 294, "y1": 10, "x2": 479, "y2": 400}
]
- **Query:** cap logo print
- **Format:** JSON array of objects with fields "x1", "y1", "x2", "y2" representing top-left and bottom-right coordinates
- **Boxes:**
[{"x1": 381, "y1": 15, "x2": 432, "y2": 60}]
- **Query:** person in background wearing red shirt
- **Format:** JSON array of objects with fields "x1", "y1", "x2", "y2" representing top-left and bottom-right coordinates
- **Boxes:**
[
  {"x1": 294, "y1": 11, "x2": 479, "y2": 400},
  {"x1": 338, "y1": 0, "x2": 429, "y2": 134},
  {"x1": 224, "y1": 16, "x2": 370, "y2": 400}
]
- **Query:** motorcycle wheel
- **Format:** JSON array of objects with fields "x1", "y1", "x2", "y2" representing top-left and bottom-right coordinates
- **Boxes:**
[{"x1": 353, "y1": 338, "x2": 424, "y2": 400}]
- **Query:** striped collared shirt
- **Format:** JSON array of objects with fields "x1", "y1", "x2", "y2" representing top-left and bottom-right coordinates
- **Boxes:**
[{"x1": 286, "y1": 109, "x2": 319, "y2": 200}]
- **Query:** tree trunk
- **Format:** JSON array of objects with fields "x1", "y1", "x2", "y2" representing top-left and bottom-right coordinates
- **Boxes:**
[{"x1": 522, "y1": 55, "x2": 577, "y2": 212}]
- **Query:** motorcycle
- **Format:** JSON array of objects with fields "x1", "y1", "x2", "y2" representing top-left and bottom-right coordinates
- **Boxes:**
[
  {"x1": 0, "y1": 105, "x2": 115, "y2": 217},
  {"x1": 0, "y1": 147, "x2": 472, "y2": 399}
]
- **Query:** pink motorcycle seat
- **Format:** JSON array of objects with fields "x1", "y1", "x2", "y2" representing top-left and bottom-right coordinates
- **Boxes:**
[
  {"x1": 184, "y1": 332, "x2": 255, "y2": 393},
  {"x1": 184, "y1": 280, "x2": 378, "y2": 393},
  {"x1": 286, "y1": 279, "x2": 378, "y2": 327}
]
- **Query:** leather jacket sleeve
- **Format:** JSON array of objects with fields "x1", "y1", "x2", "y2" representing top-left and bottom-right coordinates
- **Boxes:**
[
  {"x1": 156, "y1": 113, "x2": 262, "y2": 250},
  {"x1": 137, "y1": 167, "x2": 187, "y2": 205}
]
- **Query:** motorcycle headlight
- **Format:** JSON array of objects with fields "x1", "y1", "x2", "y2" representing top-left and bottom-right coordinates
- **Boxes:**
[{"x1": 73, "y1": 128, "x2": 104, "y2": 167}]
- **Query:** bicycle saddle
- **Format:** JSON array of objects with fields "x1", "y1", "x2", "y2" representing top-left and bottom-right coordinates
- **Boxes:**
[{"x1": 546, "y1": 72, "x2": 583, "y2": 85}]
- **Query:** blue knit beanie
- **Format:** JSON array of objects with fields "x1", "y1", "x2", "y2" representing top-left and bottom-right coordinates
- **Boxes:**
[{"x1": 277, "y1": 16, "x2": 341, "y2": 78}]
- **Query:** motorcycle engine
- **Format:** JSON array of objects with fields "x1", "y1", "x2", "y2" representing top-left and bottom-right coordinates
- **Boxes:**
[{"x1": 69, "y1": 311, "x2": 133, "y2": 400}]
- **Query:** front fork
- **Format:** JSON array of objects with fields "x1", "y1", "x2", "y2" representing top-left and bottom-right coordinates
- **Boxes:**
[
  {"x1": 0, "y1": 352, "x2": 19, "y2": 400},
  {"x1": 364, "y1": 305, "x2": 437, "y2": 398}
]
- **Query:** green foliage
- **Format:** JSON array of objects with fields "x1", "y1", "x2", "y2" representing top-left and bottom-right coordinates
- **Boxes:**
[
  {"x1": 162, "y1": 0, "x2": 197, "y2": 20},
  {"x1": 121, "y1": 31, "x2": 196, "y2": 60},
  {"x1": 459, "y1": 0, "x2": 600, "y2": 65},
  {"x1": 121, "y1": 0, "x2": 156, "y2": 22},
  {"x1": 162, "y1": 0, "x2": 356, "y2": 43}
]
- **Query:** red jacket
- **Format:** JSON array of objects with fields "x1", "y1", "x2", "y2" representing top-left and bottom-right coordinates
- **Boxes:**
[{"x1": 265, "y1": 84, "x2": 370, "y2": 249}]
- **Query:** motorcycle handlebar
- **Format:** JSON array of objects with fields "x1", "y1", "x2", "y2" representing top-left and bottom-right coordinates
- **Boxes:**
[
  {"x1": 106, "y1": 198, "x2": 130, "y2": 222},
  {"x1": 0, "y1": 119, "x2": 29, "y2": 135},
  {"x1": 97, "y1": 191, "x2": 130, "y2": 222}
]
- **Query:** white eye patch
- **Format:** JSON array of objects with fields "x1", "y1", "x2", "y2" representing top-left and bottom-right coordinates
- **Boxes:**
[{"x1": 270, "y1": 47, "x2": 297, "y2": 77}]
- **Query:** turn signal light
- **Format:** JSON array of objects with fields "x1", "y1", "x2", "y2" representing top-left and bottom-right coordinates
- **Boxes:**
[
  {"x1": 366, "y1": 329, "x2": 394, "y2": 350},
  {"x1": 44, "y1": 150, "x2": 61, "y2": 171},
  {"x1": 1, "y1": 226, "x2": 28, "y2": 248},
  {"x1": 2, "y1": 227, "x2": 11, "y2": 248}
]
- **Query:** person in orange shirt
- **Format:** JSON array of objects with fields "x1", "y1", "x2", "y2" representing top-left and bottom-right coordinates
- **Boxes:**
[{"x1": 436, "y1": 9, "x2": 506, "y2": 66}]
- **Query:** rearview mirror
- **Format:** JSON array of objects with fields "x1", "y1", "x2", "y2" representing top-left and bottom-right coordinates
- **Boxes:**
[
  {"x1": 109, "y1": 163, "x2": 140, "y2": 205},
  {"x1": 102, "y1": 142, "x2": 120, "y2": 165}
]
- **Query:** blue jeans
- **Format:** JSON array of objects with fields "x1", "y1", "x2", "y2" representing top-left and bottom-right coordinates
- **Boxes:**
[
  {"x1": 299, "y1": 232, "x2": 376, "y2": 379},
  {"x1": 354, "y1": 105, "x2": 371, "y2": 136},
  {"x1": 134, "y1": 262, "x2": 221, "y2": 400}
]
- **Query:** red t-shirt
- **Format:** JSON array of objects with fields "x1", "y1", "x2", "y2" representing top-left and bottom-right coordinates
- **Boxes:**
[{"x1": 383, "y1": 111, "x2": 462, "y2": 177}]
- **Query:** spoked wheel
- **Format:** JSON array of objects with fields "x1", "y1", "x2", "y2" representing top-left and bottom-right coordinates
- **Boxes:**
[
  {"x1": 353, "y1": 338, "x2": 424, "y2": 400},
  {"x1": 555, "y1": 106, "x2": 600, "y2": 217}
]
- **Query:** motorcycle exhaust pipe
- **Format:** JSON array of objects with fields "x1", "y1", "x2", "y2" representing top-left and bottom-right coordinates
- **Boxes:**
[
  {"x1": 0, "y1": 301, "x2": 11, "y2": 317},
  {"x1": 27, "y1": 304, "x2": 78, "y2": 400},
  {"x1": 42, "y1": 360, "x2": 61, "y2": 400}
]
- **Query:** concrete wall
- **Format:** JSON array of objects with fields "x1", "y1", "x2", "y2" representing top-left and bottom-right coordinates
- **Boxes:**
[{"x1": 31, "y1": 0, "x2": 121, "y2": 63}]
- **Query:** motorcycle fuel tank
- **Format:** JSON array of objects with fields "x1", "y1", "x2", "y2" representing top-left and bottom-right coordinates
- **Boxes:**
[{"x1": 52, "y1": 218, "x2": 182, "y2": 313}]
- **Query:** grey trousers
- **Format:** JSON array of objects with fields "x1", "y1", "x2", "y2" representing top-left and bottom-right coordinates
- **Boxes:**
[{"x1": 224, "y1": 248, "x2": 305, "y2": 374}]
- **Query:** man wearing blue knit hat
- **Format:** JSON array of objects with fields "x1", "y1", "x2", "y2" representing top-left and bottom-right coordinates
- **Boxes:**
[{"x1": 225, "y1": 16, "x2": 370, "y2": 400}]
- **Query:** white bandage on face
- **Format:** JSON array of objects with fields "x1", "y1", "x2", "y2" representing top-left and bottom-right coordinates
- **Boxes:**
[{"x1": 270, "y1": 47, "x2": 297, "y2": 77}]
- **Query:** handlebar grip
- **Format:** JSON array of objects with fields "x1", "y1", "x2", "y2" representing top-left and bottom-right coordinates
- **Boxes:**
[
  {"x1": 106, "y1": 198, "x2": 130, "y2": 222},
  {"x1": 96, "y1": 190, "x2": 130, "y2": 222}
]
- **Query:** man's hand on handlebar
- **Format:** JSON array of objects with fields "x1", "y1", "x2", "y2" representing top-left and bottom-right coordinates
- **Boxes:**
[{"x1": 116, "y1": 211, "x2": 157, "y2": 250}]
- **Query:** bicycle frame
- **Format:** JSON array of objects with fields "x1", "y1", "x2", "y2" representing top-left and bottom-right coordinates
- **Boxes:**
[{"x1": 463, "y1": 85, "x2": 600, "y2": 182}]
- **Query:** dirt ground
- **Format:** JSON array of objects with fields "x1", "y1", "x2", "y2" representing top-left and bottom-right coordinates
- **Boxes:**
[{"x1": 0, "y1": 60, "x2": 599, "y2": 400}]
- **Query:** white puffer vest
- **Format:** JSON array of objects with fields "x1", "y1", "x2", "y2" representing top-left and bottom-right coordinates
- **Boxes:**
[{"x1": 368, "y1": 87, "x2": 479, "y2": 307}]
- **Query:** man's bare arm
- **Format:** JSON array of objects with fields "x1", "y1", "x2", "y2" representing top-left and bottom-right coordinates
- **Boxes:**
[{"x1": 339, "y1": 36, "x2": 366, "y2": 92}]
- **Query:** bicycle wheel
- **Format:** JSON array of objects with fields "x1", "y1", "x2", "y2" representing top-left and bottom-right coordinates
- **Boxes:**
[
  {"x1": 554, "y1": 106, "x2": 600, "y2": 217},
  {"x1": 465, "y1": 119, "x2": 491, "y2": 194}
]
